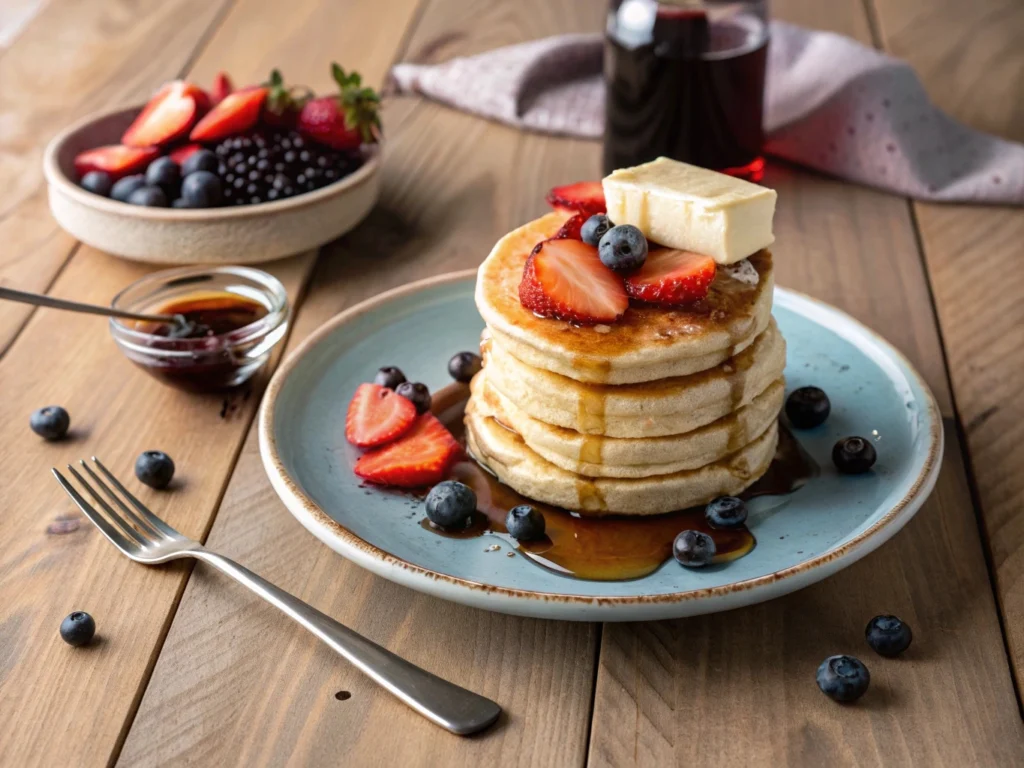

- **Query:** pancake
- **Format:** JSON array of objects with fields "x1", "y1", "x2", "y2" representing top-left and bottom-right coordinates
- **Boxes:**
[
  {"x1": 483, "y1": 319, "x2": 786, "y2": 438},
  {"x1": 475, "y1": 211, "x2": 775, "y2": 385},
  {"x1": 465, "y1": 399, "x2": 779, "y2": 516},
  {"x1": 474, "y1": 372, "x2": 784, "y2": 478}
]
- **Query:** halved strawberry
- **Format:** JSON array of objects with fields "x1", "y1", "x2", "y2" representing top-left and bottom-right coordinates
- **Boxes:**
[
  {"x1": 624, "y1": 248, "x2": 717, "y2": 305},
  {"x1": 546, "y1": 181, "x2": 605, "y2": 216},
  {"x1": 122, "y1": 81, "x2": 201, "y2": 147},
  {"x1": 211, "y1": 71, "x2": 233, "y2": 104},
  {"x1": 74, "y1": 145, "x2": 160, "y2": 179},
  {"x1": 345, "y1": 383, "x2": 417, "y2": 448},
  {"x1": 519, "y1": 239, "x2": 628, "y2": 324},
  {"x1": 554, "y1": 212, "x2": 586, "y2": 240},
  {"x1": 189, "y1": 87, "x2": 268, "y2": 142},
  {"x1": 354, "y1": 413, "x2": 460, "y2": 487},
  {"x1": 168, "y1": 143, "x2": 202, "y2": 165}
]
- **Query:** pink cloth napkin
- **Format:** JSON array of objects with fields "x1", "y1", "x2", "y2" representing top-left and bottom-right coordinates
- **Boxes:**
[{"x1": 390, "y1": 22, "x2": 1023, "y2": 204}]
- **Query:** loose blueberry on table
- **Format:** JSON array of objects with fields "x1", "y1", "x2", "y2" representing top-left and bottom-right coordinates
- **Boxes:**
[
  {"x1": 30, "y1": 405, "x2": 70, "y2": 440},
  {"x1": 816, "y1": 655, "x2": 870, "y2": 702},
  {"x1": 673, "y1": 529, "x2": 716, "y2": 567},
  {"x1": 72, "y1": 63, "x2": 378, "y2": 209},
  {"x1": 425, "y1": 480, "x2": 477, "y2": 529},
  {"x1": 832, "y1": 436, "x2": 877, "y2": 474},
  {"x1": 447, "y1": 351, "x2": 482, "y2": 383},
  {"x1": 59, "y1": 611, "x2": 96, "y2": 647},
  {"x1": 865, "y1": 614, "x2": 912, "y2": 657},
  {"x1": 505, "y1": 505, "x2": 546, "y2": 541},
  {"x1": 135, "y1": 450, "x2": 175, "y2": 489},
  {"x1": 785, "y1": 386, "x2": 831, "y2": 429},
  {"x1": 705, "y1": 496, "x2": 748, "y2": 528}
]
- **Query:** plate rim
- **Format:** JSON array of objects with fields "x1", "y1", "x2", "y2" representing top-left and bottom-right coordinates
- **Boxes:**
[{"x1": 259, "y1": 270, "x2": 943, "y2": 610}]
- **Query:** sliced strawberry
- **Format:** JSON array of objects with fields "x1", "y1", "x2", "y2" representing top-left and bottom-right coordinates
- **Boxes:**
[
  {"x1": 122, "y1": 81, "x2": 201, "y2": 147},
  {"x1": 345, "y1": 383, "x2": 417, "y2": 448},
  {"x1": 519, "y1": 239, "x2": 628, "y2": 324},
  {"x1": 546, "y1": 181, "x2": 606, "y2": 216},
  {"x1": 189, "y1": 87, "x2": 268, "y2": 142},
  {"x1": 354, "y1": 413, "x2": 460, "y2": 487},
  {"x1": 624, "y1": 248, "x2": 717, "y2": 305},
  {"x1": 168, "y1": 143, "x2": 202, "y2": 165},
  {"x1": 74, "y1": 145, "x2": 160, "y2": 179},
  {"x1": 211, "y1": 71, "x2": 233, "y2": 104},
  {"x1": 553, "y1": 212, "x2": 586, "y2": 240}
]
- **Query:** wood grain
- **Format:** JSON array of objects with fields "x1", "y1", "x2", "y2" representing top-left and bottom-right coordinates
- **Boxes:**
[
  {"x1": 869, "y1": 0, "x2": 1024, "y2": 690},
  {"x1": 118, "y1": 1, "x2": 611, "y2": 766},
  {"x1": 0, "y1": 0, "x2": 415, "y2": 764},
  {"x1": 588, "y1": 0, "x2": 1024, "y2": 764},
  {"x1": 0, "y1": 0, "x2": 234, "y2": 355}
]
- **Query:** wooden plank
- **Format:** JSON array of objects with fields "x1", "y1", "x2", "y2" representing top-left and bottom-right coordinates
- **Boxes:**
[
  {"x1": 588, "y1": 0, "x2": 1024, "y2": 764},
  {"x1": 118, "y1": 1, "x2": 609, "y2": 765},
  {"x1": 868, "y1": 0, "x2": 1024, "y2": 690},
  {"x1": 0, "y1": 0, "x2": 417, "y2": 764},
  {"x1": 0, "y1": 0, "x2": 234, "y2": 354}
]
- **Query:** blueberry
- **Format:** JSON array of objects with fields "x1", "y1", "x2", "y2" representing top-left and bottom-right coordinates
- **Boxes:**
[
  {"x1": 171, "y1": 198, "x2": 192, "y2": 209},
  {"x1": 396, "y1": 382, "x2": 431, "y2": 414},
  {"x1": 865, "y1": 615, "x2": 912, "y2": 657},
  {"x1": 180, "y1": 171, "x2": 223, "y2": 208},
  {"x1": 425, "y1": 480, "x2": 476, "y2": 528},
  {"x1": 374, "y1": 366, "x2": 406, "y2": 390},
  {"x1": 59, "y1": 611, "x2": 96, "y2": 647},
  {"x1": 30, "y1": 405, "x2": 70, "y2": 440},
  {"x1": 181, "y1": 148, "x2": 219, "y2": 176},
  {"x1": 127, "y1": 185, "x2": 169, "y2": 207},
  {"x1": 598, "y1": 224, "x2": 648, "y2": 271},
  {"x1": 80, "y1": 171, "x2": 113, "y2": 197},
  {"x1": 581, "y1": 214, "x2": 614, "y2": 247},
  {"x1": 135, "y1": 450, "x2": 175, "y2": 489},
  {"x1": 447, "y1": 351, "x2": 482, "y2": 383},
  {"x1": 832, "y1": 436, "x2": 877, "y2": 474},
  {"x1": 505, "y1": 505, "x2": 546, "y2": 541},
  {"x1": 673, "y1": 529, "x2": 716, "y2": 567},
  {"x1": 705, "y1": 496, "x2": 747, "y2": 528},
  {"x1": 145, "y1": 157, "x2": 181, "y2": 195},
  {"x1": 110, "y1": 174, "x2": 146, "y2": 203},
  {"x1": 816, "y1": 655, "x2": 870, "y2": 702},
  {"x1": 786, "y1": 386, "x2": 831, "y2": 429}
]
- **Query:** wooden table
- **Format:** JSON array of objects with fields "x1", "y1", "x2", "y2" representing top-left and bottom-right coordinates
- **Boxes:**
[{"x1": 1, "y1": 0, "x2": 1022, "y2": 764}]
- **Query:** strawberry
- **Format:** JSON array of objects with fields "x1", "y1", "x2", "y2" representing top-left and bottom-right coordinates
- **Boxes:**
[
  {"x1": 74, "y1": 145, "x2": 160, "y2": 179},
  {"x1": 545, "y1": 181, "x2": 606, "y2": 216},
  {"x1": 553, "y1": 212, "x2": 586, "y2": 240},
  {"x1": 122, "y1": 81, "x2": 202, "y2": 147},
  {"x1": 189, "y1": 87, "x2": 268, "y2": 142},
  {"x1": 296, "y1": 63, "x2": 380, "y2": 150},
  {"x1": 354, "y1": 413, "x2": 460, "y2": 488},
  {"x1": 345, "y1": 383, "x2": 417, "y2": 448},
  {"x1": 519, "y1": 238, "x2": 628, "y2": 324},
  {"x1": 262, "y1": 69, "x2": 313, "y2": 128},
  {"x1": 624, "y1": 248, "x2": 717, "y2": 305},
  {"x1": 168, "y1": 143, "x2": 202, "y2": 165},
  {"x1": 211, "y1": 71, "x2": 233, "y2": 104}
]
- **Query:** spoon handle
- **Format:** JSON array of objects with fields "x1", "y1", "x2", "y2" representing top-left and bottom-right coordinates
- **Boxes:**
[{"x1": 0, "y1": 286, "x2": 177, "y2": 325}]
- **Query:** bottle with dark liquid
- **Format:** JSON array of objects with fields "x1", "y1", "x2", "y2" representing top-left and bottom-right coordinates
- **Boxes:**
[{"x1": 603, "y1": 0, "x2": 769, "y2": 181}]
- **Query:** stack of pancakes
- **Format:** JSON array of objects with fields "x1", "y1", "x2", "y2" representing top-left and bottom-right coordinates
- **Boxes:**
[{"x1": 466, "y1": 212, "x2": 785, "y2": 516}]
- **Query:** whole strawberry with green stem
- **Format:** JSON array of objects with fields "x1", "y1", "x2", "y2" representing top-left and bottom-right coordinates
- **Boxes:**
[
  {"x1": 297, "y1": 63, "x2": 381, "y2": 150},
  {"x1": 263, "y1": 69, "x2": 313, "y2": 128}
]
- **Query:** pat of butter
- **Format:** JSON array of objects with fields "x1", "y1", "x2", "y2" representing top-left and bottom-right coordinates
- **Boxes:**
[{"x1": 603, "y1": 157, "x2": 776, "y2": 264}]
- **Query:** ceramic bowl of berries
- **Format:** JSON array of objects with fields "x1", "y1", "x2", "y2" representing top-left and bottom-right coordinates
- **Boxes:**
[
  {"x1": 109, "y1": 265, "x2": 289, "y2": 392},
  {"x1": 43, "y1": 65, "x2": 381, "y2": 265}
]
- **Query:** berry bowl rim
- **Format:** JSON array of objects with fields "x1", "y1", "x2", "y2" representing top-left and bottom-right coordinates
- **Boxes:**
[{"x1": 43, "y1": 104, "x2": 381, "y2": 221}]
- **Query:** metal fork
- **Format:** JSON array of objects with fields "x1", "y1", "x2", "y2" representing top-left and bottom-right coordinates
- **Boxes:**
[{"x1": 52, "y1": 458, "x2": 501, "y2": 736}]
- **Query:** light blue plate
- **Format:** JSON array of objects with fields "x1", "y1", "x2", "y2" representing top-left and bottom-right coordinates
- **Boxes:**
[{"x1": 260, "y1": 272, "x2": 943, "y2": 621}]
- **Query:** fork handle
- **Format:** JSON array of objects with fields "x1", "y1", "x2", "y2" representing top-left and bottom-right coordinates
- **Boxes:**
[{"x1": 193, "y1": 550, "x2": 501, "y2": 735}]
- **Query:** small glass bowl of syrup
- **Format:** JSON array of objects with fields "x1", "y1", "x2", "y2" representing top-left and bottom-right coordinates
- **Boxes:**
[{"x1": 110, "y1": 266, "x2": 289, "y2": 392}]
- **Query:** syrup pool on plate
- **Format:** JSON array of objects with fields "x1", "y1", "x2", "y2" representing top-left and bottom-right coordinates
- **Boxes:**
[{"x1": 421, "y1": 383, "x2": 817, "y2": 581}]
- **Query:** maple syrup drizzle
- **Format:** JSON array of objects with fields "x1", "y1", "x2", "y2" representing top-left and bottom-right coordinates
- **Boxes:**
[{"x1": 423, "y1": 383, "x2": 818, "y2": 582}]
